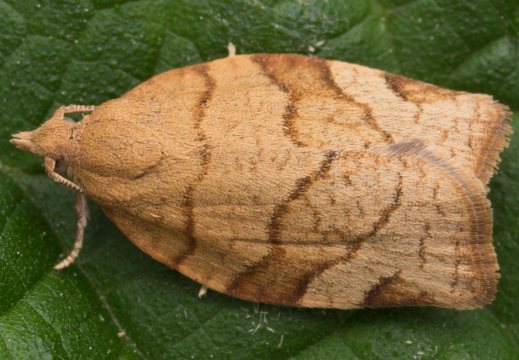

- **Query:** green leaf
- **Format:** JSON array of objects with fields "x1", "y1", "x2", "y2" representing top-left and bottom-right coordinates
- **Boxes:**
[{"x1": 1, "y1": 0, "x2": 518, "y2": 358}]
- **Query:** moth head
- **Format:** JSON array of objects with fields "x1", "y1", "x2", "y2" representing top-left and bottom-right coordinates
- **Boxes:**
[{"x1": 10, "y1": 110, "x2": 74, "y2": 159}]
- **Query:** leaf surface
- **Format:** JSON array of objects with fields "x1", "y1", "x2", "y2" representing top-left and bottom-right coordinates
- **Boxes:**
[{"x1": 1, "y1": 0, "x2": 518, "y2": 359}]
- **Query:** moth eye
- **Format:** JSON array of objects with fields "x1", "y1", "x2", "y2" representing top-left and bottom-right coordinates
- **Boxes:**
[{"x1": 54, "y1": 158, "x2": 69, "y2": 176}]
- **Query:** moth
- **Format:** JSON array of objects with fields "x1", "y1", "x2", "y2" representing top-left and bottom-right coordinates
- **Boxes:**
[{"x1": 11, "y1": 52, "x2": 511, "y2": 309}]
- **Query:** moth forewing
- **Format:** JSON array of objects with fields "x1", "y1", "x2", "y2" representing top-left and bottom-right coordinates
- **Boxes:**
[{"x1": 11, "y1": 54, "x2": 511, "y2": 310}]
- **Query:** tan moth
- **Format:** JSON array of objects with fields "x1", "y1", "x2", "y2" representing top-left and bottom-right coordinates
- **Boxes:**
[{"x1": 11, "y1": 51, "x2": 511, "y2": 310}]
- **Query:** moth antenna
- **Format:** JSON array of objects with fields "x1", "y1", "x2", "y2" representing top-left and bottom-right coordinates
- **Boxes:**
[
  {"x1": 61, "y1": 104, "x2": 96, "y2": 114},
  {"x1": 50, "y1": 104, "x2": 95, "y2": 123},
  {"x1": 44, "y1": 157, "x2": 83, "y2": 192},
  {"x1": 55, "y1": 192, "x2": 88, "y2": 270}
]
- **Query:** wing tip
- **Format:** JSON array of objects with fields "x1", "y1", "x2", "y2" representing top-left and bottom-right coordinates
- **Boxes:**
[
  {"x1": 476, "y1": 100, "x2": 514, "y2": 184},
  {"x1": 378, "y1": 138, "x2": 499, "y2": 310}
]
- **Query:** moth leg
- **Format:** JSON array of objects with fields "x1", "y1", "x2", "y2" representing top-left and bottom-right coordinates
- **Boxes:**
[
  {"x1": 44, "y1": 157, "x2": 82, "y2": 192},
  {"x1": 227, "y1": 42, "x2": 236, "y2": 57},
  {"x1": 198, "y1": 285, "x2": 208, "y2": 298},
  {"x1": 55, "y1": 191, "x2": 89, "y2": 270}
]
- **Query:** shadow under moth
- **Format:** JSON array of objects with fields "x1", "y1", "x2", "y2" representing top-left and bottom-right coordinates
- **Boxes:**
[{"x1": 11, "y1": 53, "x2": 511, "y2": 310}]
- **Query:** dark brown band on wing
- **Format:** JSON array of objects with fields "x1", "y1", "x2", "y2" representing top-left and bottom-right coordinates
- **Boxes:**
[
  {"x1": 251, "y1": 54, "x2": 394, "y2": 147},
  {"x1": 173, "y1": 64, "x2": 215, "y2": 267},
  {"x1": 226, "y1": 150, "x2": 339, "y2": 303}
]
